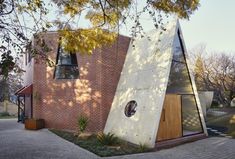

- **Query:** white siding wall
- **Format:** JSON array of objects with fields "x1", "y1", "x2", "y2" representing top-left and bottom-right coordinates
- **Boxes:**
[{"x1": 23, "y1": 58, "x2": 34, "y2": 86}]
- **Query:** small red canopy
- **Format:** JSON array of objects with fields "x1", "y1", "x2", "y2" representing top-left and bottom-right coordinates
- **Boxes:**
[{"x1": 15, "y1": 84, "x2": 33, "y2": 96}]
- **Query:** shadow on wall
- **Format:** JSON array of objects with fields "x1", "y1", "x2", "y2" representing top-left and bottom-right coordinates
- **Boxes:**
[
  {"x1": 32, "y1": 33, "x2": 130, "y2": 132},
  {"x1": 33, "y1": 34, "x2": 103, "y2": 132},
  {"x1": 104, "y1": 28, "x2": 176, "y2": 146},
  {"x1": 34, "y1": 60, "x2": 102, "y2": 131}
]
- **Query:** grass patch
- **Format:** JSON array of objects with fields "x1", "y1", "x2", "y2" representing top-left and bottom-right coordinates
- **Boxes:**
[
  {"x1": 50, "y1": 129, "x2": 151, "y2": 157},
  {"x1": 0, "y1": 116, "x2": 17, "y2": 119},
  {"x1": 206, "y1": 113, "x2": 235, "y2": 138}
]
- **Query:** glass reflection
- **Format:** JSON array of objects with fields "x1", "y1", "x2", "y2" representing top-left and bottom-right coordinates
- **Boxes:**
[
  {"x1": 164, "y1": 31, "x2": 203, "y2": 137},
  {"x1": 54, "y1": 65, "x2": 79, "y2": 79},
  {"x1": 182, "y1": 95, "x2": 203, "y2": 135},
  {"x1": 166, "y1": 61, "x2": 193, "y2": 94},
  {"x1": 172, "y1": 32, "x2": 185, "y2": 63},
  {"x1": 54, "y1": 45, "x2": 79, "y2": 79}
]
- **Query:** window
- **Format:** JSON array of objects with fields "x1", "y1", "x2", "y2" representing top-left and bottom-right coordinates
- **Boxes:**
[
  {"x1": 182, "y1": 95, "x2": 203, "y2": 135},
  {"x1": 165, "y1": 30, "x2": 203, "y2": 136},
  {"x1": 25, "y1": 53, "x2": 27, "y2": 66},
  {"x1": 25, "y1": 42, "x2": 33, "y2": 65},
  {"x1": 54, "y1": 45, "x2": 79, "y2": 79},
  {"x1": 28, "y1": 51, "x2": 32, "y2": 63},
  {"x1": 166, "y1": 30, "x2": 193, "y2": 94},
  {"x1": 166, "y1": 61, "x2": 193, "y2": 94},
  {"x1": 124, "y1": 100, "x2": 137, "y2": 117}
]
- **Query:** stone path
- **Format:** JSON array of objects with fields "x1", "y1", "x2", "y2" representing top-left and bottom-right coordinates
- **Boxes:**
[
  {"x1": 107, "y1": 137, "x2": 235, "y2": 159},
  {"x1": 207, "y1": 127, "x2": 233, "y2": 139},
  {"x1": 0, "y1": 119, "x2": 235, "y2": 159},
  {"x1": 0, "y1": 119, "x2": 98, "y2": 159}
]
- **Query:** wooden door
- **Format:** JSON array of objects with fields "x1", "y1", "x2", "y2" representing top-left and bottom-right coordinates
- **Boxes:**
[{"x1": 156, "y1": 94, "x2": 182, "y2": 141}]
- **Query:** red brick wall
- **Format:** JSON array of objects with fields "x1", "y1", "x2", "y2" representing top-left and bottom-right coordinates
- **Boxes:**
[{"x1": 32, "y1": 32, "x2": 130, "y2": 132}]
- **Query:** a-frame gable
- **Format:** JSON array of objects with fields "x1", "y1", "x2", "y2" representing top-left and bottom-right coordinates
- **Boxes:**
[
  {"x1": 175, "y1": 22, "x2": 208, "y2": 136},
  {"x1": 104, "y1": 21, "x2": 178, "y2": 148},
  {"x1": 104, "y1": 20, "x2": 207, "y2": 148}
]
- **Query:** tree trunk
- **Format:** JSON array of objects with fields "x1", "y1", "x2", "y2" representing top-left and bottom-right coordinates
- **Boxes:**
[
  {"x1": 2, "y1": 78, "x2": 9, "y2": 112},
  {"x1": 3, "y1": 100, "x2": 8, "y2": 112}
]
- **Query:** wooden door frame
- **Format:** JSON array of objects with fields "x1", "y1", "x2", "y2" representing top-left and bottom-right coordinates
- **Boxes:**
[
  {"x1": 155, "y1": 93, "x2": 206, "y2": 148},
  {"x1": 155, "y1": 94, "x2": 183, "y2": 142}
]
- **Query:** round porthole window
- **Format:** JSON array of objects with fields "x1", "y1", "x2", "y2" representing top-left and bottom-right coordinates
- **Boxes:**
[{"x1": 124, "y1": 100, "x2": 137, "y2": 117}]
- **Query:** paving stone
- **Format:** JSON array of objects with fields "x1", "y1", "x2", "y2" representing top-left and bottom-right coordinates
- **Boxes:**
[
  {"x1": 0, "y1": 119, "x2": 235, "y2": 159},
  {"x1": 0, "y1": 119, "x2": 99, "y2": 159}
]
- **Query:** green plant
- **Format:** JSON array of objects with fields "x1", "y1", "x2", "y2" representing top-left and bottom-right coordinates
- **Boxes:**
[
  {"x1": 0, "y1": 111, "x2": 10, "y2": 117},
  {"x1": 97, "y1": 132, "x2": 118, "y2": 146},
  {"x1": 77, "y1": 115, "x2": 89, "y2": 133},
  {"x1": 50, "y1": 129, "x2": 146, "y2": 157},
  {"x1": 138, "y1": 143, "x2": 149, "y2": 152}
]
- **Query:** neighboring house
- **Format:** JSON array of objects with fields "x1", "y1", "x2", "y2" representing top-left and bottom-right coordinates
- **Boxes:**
[{"x1": 16, "y1": 20, "x2": 207, "y2": 148}]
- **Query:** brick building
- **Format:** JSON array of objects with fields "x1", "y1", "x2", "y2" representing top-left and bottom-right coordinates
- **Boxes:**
[
  {"x1": 16, "y1": 21, "x2": 207, "y2": 148},
  {"x1": 16, "y1": 32, "x2": 130, "y2": 132}
]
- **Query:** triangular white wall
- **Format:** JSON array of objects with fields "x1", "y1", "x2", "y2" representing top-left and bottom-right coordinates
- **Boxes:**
[{"x1": 104, "y1": 20, "x2": 207, "y2": 148}]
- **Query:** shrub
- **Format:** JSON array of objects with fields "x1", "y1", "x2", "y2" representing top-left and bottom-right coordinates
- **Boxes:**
[
  {"x1": 97, "y1": 132, "x2": 118, "y2": 146},
  {"x1": 77, "y1": 115, "x2": 89, "y2": 133},
  {"x1": 0, "y1": 112, "x2": 10, "y2": 117},
  {"x1": 138, "y1": 143, "x2": 149, "y2": 152}
]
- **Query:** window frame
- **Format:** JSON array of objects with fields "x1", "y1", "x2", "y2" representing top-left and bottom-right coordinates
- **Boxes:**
[
  {"x1": 25, "y1": 42, "x2": 33, "y2": 66},
  {"x1": 180, "y1": 94, "x2": 204, "y2": 137},
  {"x1": 166, "y1": 29, "x2": 204, "y2": 137},
  {"x1": 54, "y1": 44, "x2": 80, "y2": 79}
]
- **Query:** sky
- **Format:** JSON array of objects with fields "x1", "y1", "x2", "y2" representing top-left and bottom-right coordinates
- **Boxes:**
[
  {"x1": 180, "y1": 0, "x2": 235, "y2": 54},
  {"x1": 118, "y1": 0, "x2": 235, "y2": 55},
  {"x1": 14, "y1": 0, "x2": 235, "y2": 56}
]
